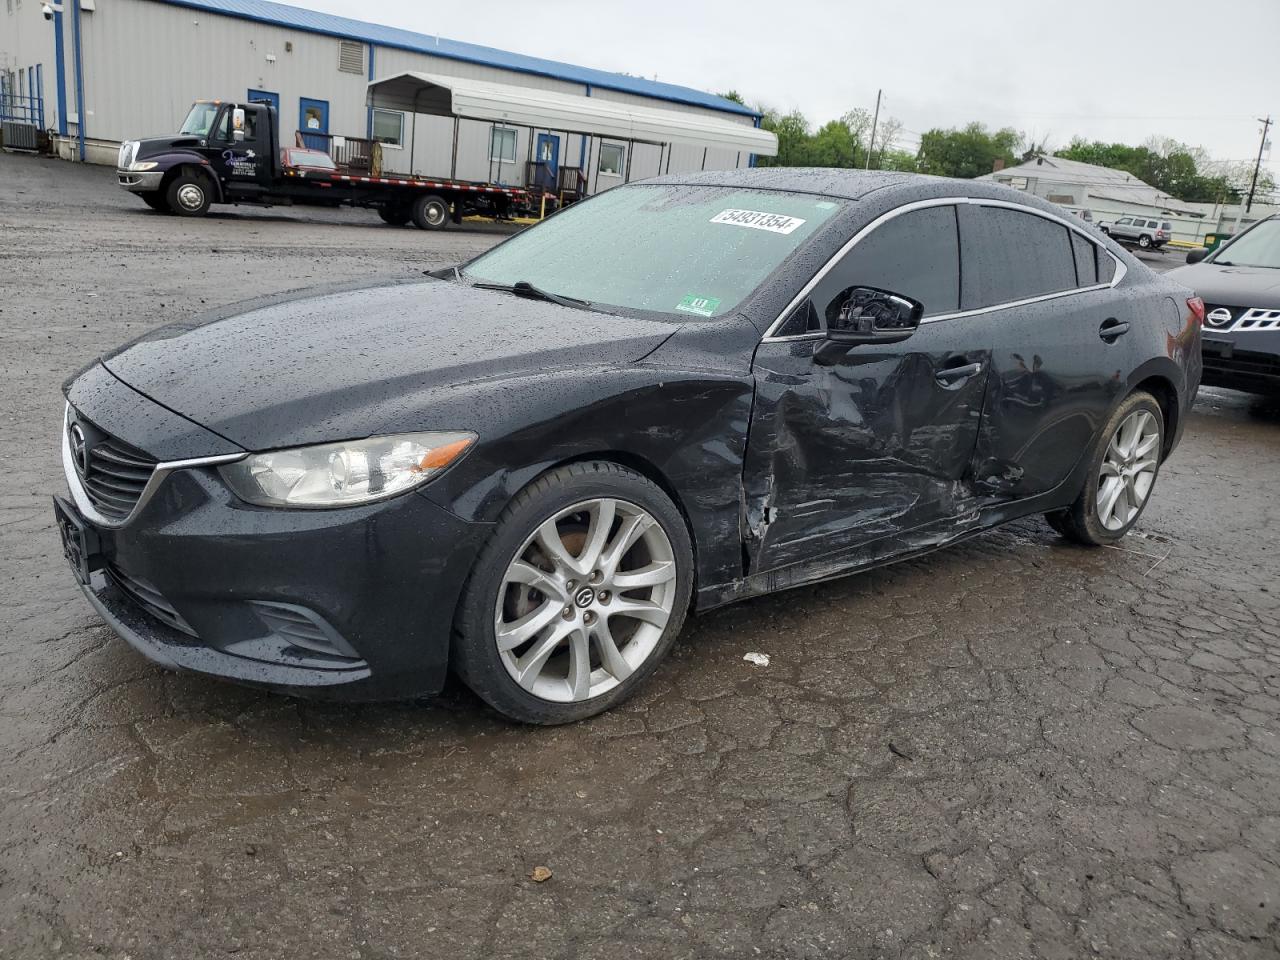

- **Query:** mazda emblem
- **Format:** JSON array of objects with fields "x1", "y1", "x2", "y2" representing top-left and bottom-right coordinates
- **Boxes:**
[{"x1": 69, "y1": 423, "x2": 88, "y2": 475}]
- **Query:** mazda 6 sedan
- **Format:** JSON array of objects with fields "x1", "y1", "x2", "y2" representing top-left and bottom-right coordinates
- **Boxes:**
[{"x1": 55, "y1": 169, "x2": 1203, "y2": 724}]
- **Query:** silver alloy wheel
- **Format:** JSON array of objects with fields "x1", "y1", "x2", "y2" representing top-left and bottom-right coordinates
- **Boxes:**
[
  {"x1": 495, "y1": 497, "x2": 677, "y2": 703},
  {"x1": 176, "y1": 182, "x2": 205, "y2": 211},
  {"x1": 1097, "y1": 409, "x2": 1160, "y2": 531}
]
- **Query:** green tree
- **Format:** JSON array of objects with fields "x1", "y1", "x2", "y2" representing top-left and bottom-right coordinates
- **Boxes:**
[
  {"x1": 717, "y1": 90, "x2": 747, "y2": 106},
  {"x1": 1053, "y1": 137, "x2": 1273, "y2": 203},
  {"x1": 757, "y1": 108, "x2": 814, "y2": 167},
  {"x1": 916, "y1": 122, "x2": 1022, "y2": 178}
]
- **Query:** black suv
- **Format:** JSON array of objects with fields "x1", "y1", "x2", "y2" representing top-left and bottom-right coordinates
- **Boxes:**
[{"x1": 1169, "y1": 214, "x2": 1280, "y2": 397}]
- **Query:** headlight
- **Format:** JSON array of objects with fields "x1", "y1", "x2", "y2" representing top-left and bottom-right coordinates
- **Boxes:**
[
  {"x1": 219, "y1": 432, "x2": 475, "y2": 508},
  {"x1": 130, "y1": 160, "x2": 159, "y2": 171}
]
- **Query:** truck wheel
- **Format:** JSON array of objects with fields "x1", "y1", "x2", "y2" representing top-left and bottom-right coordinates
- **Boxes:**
[
  {"x1": 1138, "y1": 234, "x2": 1152, "y2": 248},
  {"x1": 412, "y1": 194, "x2": 450, "y2": 230},
  {"x1": 141, "y1": 192, "x2": 170, "y2": 213},
  {"x1": 166, "y1": 173, "x2": 212, "y2": 217},
  {"x1": 378, "y1": 205, "x2": 411, "y2": 226}
]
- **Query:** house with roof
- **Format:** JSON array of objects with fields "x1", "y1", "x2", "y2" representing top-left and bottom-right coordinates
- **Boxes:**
[
  {"x1": 1, "y1": 0, "x2": 775, "y2": 193},
  {"x1": 981, "y1": 155, "x2": 1275, "y2": 245}
]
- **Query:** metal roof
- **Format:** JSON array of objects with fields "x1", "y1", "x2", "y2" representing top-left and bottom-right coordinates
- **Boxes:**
[
  {"x1": 981, "y1": 155, "x2": 1203, "y2": 215},
  {"x1": 369, "y1": 73, "x2": 778, "y2": 157},
  {"x1": 154, "y1": 0, "x2": 760, "y2": 119}
]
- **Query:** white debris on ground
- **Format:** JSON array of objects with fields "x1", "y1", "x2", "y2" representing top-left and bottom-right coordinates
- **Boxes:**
[{"x1": 742, "y1": 652, "x2": 770, "y2": 667}]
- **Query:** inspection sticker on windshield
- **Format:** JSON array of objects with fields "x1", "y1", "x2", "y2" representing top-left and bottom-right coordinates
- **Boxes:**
[
  {"x1": 710, "y1": 209, "x2": 806, "y2": 235},
  {"x1": 676, "y1": 295, "x2": 721, "y2": 317}
]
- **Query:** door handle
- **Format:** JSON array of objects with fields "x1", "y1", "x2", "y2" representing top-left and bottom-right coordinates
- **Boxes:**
[
  {"x1": 935, "y1": 361, "x2": 983, "y2": 385},
  {"x1": 1099, "y1": 318, "x2": 1130, "y2": 342}
]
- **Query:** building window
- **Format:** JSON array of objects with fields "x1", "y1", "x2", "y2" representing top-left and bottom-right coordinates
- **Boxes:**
[
  {"x1": 598, "y1": 143, "x2": 625, "y2": 177},
  {"x1": 372, "y1": 109, "x2": 403, "y2": 148},
  {"x1": 490, "y1": 127, "x2": 517, "y2": 164}
]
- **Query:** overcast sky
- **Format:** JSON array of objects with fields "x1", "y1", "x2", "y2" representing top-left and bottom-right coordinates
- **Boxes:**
[{"x1": 309, "y1": 0, "x2": 1276, "y2": 180}]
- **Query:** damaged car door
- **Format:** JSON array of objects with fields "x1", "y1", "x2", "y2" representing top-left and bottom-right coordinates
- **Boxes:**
[{"x1": 745, "y1": 203, "x2": 992, "y2": 579}]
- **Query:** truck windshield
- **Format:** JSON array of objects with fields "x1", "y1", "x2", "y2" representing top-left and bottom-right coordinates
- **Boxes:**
[
  {"x1": 462, "y1": 184, "x2": 843, "y2": 319},
  {"x1": 180, "y1": 102, "x2": 221, "y2": 137},
  {"x1": 1212, "y1": 219, "x2": 1280, "y2": 269}
]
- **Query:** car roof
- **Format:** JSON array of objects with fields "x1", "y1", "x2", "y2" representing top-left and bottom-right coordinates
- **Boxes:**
[{"x1": 637, "y1": 167, "x2": 1084, "y2": 214}]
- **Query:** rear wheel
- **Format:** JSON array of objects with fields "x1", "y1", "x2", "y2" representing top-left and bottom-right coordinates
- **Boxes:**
[
  {"x1": 140, "y1": 192, "x2": 170, "y2": 213},
  {"x1": 378, "y1": 205, "x2": 411, "y2": 226},
  {"x1": 411, "y1": 194, "x2": 450, "y2": 230},
  {"x1": 166, "y1": 172, "x2": 212, "y2": 217},
  {"x1": 1138, "y1": 234, "x2": 1152, "y2": 248},
  {"x1": 453, "y1": 462, "x2": 694, "y2": 724},
  {"x1": 1046, "y1": 391, "x2": 1163, "y2": 546}
]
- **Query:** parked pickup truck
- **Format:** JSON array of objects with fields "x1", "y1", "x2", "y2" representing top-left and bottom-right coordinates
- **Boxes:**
[
  {"x1": 116, "y1": 99, "x2": 531, "y2": 228},
  {"x1": 1098, "y1": 215, "x2": 1172, "y2": 249}
]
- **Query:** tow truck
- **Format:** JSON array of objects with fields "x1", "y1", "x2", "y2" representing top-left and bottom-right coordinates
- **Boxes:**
[{"x1": 116, "y1": 99, "x2": 534, "y2": 228}]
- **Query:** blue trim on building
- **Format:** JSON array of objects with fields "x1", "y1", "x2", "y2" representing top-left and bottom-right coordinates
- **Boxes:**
[
  {"x1": 52, "y1": 5, "x2": 68, "y2": 135},
  {"x1": 365, "y1": 43, "x2": 375, "y2": 140},
  {"x1": 152, "y1": 0, "x2": 760, "y2": 119},
  {"x1": 71, "y1": 0, "x2": 86, "y2": 160},
  {"x1": 35, "y1": 64, "x2": 45, "y2": 128}
]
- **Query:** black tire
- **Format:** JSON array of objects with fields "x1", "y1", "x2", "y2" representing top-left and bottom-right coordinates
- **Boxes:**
[
  {"x1": 452, "y1": 461, "x2": 695, "y2": 725},
  {"x1": 378, "y1": 205, "x2": 411, "y2": 226},
  {"x1": 140, "y1": 192, "x2": 170, "y2": 213},
  {"x1": 411, "y1": 194, "x2": 450, "y2": 230},
  {"x1": 1047, "y1": 390, "x2": 1163, "y2": 546},
  {"x1": 165, "y1": 172, "x2": 212, "y2": 217},
  {"x1": 1138, "y1": 234, "x2": 1152, "y2": 248}
]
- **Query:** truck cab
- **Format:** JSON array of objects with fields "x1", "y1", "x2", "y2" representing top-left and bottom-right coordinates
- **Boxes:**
[{"x1": 117, "y1": 100, "x2": 281, "y2": 214}]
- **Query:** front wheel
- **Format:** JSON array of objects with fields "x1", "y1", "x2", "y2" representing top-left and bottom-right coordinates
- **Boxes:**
[
  {"x1": 166, "y1": 173, "x2": 212, "y2": 217},
  {"x1": 1046, "y1": 391, "x2": 1163, "y2": 545},
  {"x1": 411, "y1": 194, "x2": 450, "y2": 230},
  {"x1": 453, "y1": 462, "x2": 694, "y2": 724}
]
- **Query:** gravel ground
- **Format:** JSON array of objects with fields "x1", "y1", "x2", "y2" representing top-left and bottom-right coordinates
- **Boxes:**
[{"x1": 1, "y1": 151, "x2": 1278, "y2": 960}]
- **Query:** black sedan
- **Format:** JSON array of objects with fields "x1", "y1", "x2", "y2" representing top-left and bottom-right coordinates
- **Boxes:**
[{"x1": 55, "y1": 169, "x2": 1203, "y2": 723}]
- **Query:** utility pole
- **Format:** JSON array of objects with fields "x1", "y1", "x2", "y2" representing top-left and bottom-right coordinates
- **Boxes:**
[
  {"x1": 1246, "y1": 115, "x2": 1272, "y2": 213},
  {"x1": 865, "y1": 89, "x2": 882, "y2": 170}
]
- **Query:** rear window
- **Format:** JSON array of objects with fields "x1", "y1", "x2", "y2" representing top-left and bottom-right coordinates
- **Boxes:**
[{"x1": 960, "y1": 206, "x2": 1077, "y2": 308}]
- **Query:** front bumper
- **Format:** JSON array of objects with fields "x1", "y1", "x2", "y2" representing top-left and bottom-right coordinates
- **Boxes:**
[
  {"x1": 59, "y1": 373, "x2": 492, "y2": 700},
  {"x1": 1201, "y1": 332, "x2": 1280, "y2": 396},
  {"x1": 117, "y1": 169, "x2": 164, "y2": 192}
]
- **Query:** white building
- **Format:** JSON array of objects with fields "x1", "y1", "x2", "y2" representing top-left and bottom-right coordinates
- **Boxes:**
[
  {"x1": 1, "y1": 0, "x2": 775, "y2": 193},
  {"x1": 982, "y1": 155, "x2": 1277, "y2": 245}
]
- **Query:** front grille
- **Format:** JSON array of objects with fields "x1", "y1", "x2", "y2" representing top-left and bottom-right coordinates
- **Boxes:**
[
  {"x1": 105, "y1": 564, "x2": 198, "y2": 637},
  {"x1": 68, "y1": 413, "x2": 158, "y2": 520},
  {"x1": 118, "y1": 140, "x2": 136, "y2": 169},
  {"x1": 1203, "y1": 305, "x2": 1280, "y2": 332}
]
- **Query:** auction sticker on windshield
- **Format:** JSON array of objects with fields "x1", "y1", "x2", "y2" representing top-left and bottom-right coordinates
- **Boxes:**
[
  {"x1": 710, "y1": 209, "x2": 806, "y2": 235},
  {"x1": 675, "y1": 294, "x2": 721, "y2": 317}
]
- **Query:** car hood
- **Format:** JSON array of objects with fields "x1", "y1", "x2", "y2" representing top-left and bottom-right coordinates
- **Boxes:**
[
  {"x1": 1166, "y1": 262, "x2": 1280, "y2": 309},
  {"x1": 102, "y1": 281, "x2": 677, "y2": 450}
]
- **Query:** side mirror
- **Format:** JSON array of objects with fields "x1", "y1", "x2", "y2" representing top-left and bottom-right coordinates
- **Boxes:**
[
  {"x1": 826, "y1": 286, "x2": 922, "y2": 345},
  {"x1": 232, "y1": 107, "x2": 246, "y2": 143},
  {"x1": 1185, "y1": 247, "x2": 1210, "y2": 265}
]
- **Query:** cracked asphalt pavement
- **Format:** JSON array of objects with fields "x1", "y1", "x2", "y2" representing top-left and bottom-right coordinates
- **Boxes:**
[{"x1": 2, "y1": 152, "x2": 1279, "y2": 959}]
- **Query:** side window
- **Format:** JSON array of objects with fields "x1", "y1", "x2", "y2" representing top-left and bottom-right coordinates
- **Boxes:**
[
  {"x1": 810, "y1": 205, "x2": 960, "y2": 321},
  {"x1": 960, "y1": 206, "x2": 1077, "y2": 309},
  {"x1": 1071, "y1": 232, "x2": 1099, "y2": 286},
  {"x1": 1097, "y1": 248, "x2": 1117, "y2": 284}
]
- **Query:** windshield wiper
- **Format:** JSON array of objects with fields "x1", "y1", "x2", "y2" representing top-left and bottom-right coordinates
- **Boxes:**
[{"x1": 472, "y1": 279, "x2": 596, "y2": 311}]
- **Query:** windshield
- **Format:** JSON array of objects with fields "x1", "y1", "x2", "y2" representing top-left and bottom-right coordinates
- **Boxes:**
[
  {"x1": 462, "y1": 184, "x2": 843, "y2": 318},
  {"x1": 180, "y1": 102, "x2": 220, "y2": 137},
  {"x1": 1212, "y1": 219, "x2": 1280, "y2": 269}
]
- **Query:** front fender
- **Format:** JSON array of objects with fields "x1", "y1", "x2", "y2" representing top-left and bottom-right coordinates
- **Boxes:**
[
  {"x1": 138, "y1": 152, "x2": 223, "y2": 202},
  {"x1": 405, "y1": 364, "x2": 755, "y2": 604}
]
